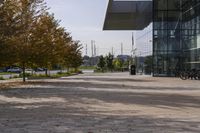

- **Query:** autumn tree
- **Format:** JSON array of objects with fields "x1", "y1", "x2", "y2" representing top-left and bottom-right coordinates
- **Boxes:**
[
  {"x1": 0, "y1": 0, "x2": 83, "y2": 81},
  {"x1": 53, "y1": 27, "x2": 72, "y2": 72},
  {"x1": 30, "y1": 13, "x2": 65, "y2": 76},
  {"x1": 0, "y1": 0, "x2": 48, "y2": 81},
  {"x1": 0, "y1": 0, "x2": 21, "y2": 66},
  {"x1": 64, "y1": 41, "x2": 83, "y2": 72}
]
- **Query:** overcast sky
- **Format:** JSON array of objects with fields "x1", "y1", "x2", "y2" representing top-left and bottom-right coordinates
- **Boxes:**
[{"x1": 46, "y1": 0, "x2": 152, "y2": 57}]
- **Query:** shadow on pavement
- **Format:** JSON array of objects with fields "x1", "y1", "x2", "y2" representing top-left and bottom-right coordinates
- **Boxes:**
[
  {"x1": 1, "y1": 81, "x2": 200, "y2": 109},
  {"x1": 0, "y1": 96, "x2": 200, "y2": 133},
  {"x1": 61, "y1": 77, "x2": 154, "y2": 83},
  {"x1": 1, "y1": 77, "x2": 200, "y2": 132}
]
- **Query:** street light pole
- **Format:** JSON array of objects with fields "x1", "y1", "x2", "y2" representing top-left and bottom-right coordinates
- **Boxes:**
[{"x1": 131, "y1": 32, "x2": 137, "y2": 65}]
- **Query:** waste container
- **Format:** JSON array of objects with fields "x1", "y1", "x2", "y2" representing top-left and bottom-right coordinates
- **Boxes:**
[{"x1": 130, "y1": 65, "x2": 136, "y2": 75}]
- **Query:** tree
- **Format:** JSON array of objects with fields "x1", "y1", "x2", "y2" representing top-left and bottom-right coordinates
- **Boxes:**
[
  {"x1": 30, "y1": 13, "x2": 66, "y2": 76},
  {"x1": 0, "y1": 0, "x2": 83, "y2": 82},
  {"x1": 0, "y1": 0, "x2": 48, "y2": 82},
  {"x1": 105, "y1": 53, "x2": 114, "y2": 72},
  {"x1": 53, "y1": 28, "x2": 72, "y2": 73},
  {"x1": 113, "y1": 58, "x2": 123, "y2": 71},
  {"x1": 144, "y1": 55, "x2": 153, "y2": 74},
  {"x1": 97, "y1": 55, "x2": 105, "y2": 72},
  {"x1": 64, "y1": 41, "x2": 83, "y2": 72},
  {"x1": 0, "y1": 0, "x2": 21, "y2": 66}
]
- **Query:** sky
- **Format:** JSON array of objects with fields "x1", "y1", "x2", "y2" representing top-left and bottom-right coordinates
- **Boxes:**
[{"x1": 45, "y1": 0, "x2": 152, "y2": 57}]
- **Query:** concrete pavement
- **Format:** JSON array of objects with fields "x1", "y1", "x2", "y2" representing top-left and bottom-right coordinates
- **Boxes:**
[{"x1": 0, "y1": 72, "x2": 200, "y2": 133}]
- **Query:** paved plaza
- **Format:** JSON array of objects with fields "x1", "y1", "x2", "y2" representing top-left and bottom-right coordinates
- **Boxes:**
[{"x1": 0, "y1": 72, "x2": 200, "y2": 133}]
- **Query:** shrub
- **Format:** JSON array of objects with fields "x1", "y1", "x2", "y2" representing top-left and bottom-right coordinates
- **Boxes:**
[
  {"x1": 13, "y1": 75, "x2": 19, "y2": 78},
  {"x1": 77, "y1": 70, "x2": 83, "y2": 74},
  {"x1": 0, "y1": 76, "x2": 5, "y2": 80},
  {"x1": 19, "y1": 73, "x2": 31, "y2": 78},
  {"x1": 57, "y1": 72, "x2": 62, "y2": 75}
]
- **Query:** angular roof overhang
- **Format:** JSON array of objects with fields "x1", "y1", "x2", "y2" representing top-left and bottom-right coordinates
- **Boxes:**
[{"x1": 103, "y1": 0, "x2": 152, "y2": 30}]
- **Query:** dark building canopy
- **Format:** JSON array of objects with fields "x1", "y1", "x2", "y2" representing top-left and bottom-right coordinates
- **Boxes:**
[{"x1": 103, "y1": 0, "x2": 152, "y2": 30}]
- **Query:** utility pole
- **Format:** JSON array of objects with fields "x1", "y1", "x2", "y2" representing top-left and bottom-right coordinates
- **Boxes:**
[
  {"x1": 91, "y1": 40, "x2": 93, "y2": 57},
  {"x1": 91, "y1": 40, "x2": 96, "y2": 57},
  {"x1": 85, "y1": 44, "x2": 88, "y2": 56},
  {"x1": 94, "y1": 42, "x2": 96, "y2": 57},
  {"x1": 131, "y1": 32, "x2": 137, "y2": 65},
  {"x1": 132, "y1": 32, "x2": 134, "y2": 52},
  {"x1": 121, "y1": 43, "x2": 123, "y2": 55},
  {"x1": 112, "y1": 47, "x2": 114, "y2": 56}
]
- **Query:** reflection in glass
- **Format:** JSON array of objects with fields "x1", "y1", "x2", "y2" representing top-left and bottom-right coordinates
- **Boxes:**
[{"x1": 153, "y1": 0, "x2": 200, "y2": 76}]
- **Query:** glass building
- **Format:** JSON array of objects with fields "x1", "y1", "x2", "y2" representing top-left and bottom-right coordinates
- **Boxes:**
[
  {"x1": 104, "y1": 0, "x2": 200, "y2": 76},
  {"x1": 153, "y1": 0, "x2": 200, "y2": 76}
]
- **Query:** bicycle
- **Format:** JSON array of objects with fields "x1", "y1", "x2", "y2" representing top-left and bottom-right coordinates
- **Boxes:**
[
  {"x1": 179, "y1": 70, "x2": 189, "y2": 80},
  {"x1": 179, "y1": 69, "x2": 200, "y2": 80}
]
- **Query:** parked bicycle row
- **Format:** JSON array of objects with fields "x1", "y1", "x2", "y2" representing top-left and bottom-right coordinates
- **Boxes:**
[{"x1": 176, "y1": 69, "x2": 200, "y2": 80}]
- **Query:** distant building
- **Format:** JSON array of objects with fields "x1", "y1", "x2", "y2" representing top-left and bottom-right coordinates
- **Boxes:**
[
  {"x1": 82, "y1": 55, "x2": 99, "y2": 66},
  {"x1": 117, "y1": 55, "x2": 131, "y2": 62}
]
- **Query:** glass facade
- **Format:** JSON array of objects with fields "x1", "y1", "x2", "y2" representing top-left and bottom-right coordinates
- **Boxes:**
[{"x1": 153, "y1": 0, "x2": 200, "y2": 76}]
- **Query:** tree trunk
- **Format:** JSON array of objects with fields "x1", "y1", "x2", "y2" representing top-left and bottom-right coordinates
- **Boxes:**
[
  {"x1": 45, "y1": 69, "x2": 48, "y2": 77},
  {"x1": 22, "y1": 63, "x2": 26, "y2": 82}
]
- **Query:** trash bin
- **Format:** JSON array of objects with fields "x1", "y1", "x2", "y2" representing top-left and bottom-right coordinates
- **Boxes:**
[{"x1": 130, "y1": 65, "x2": 136, "y2": 75}]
